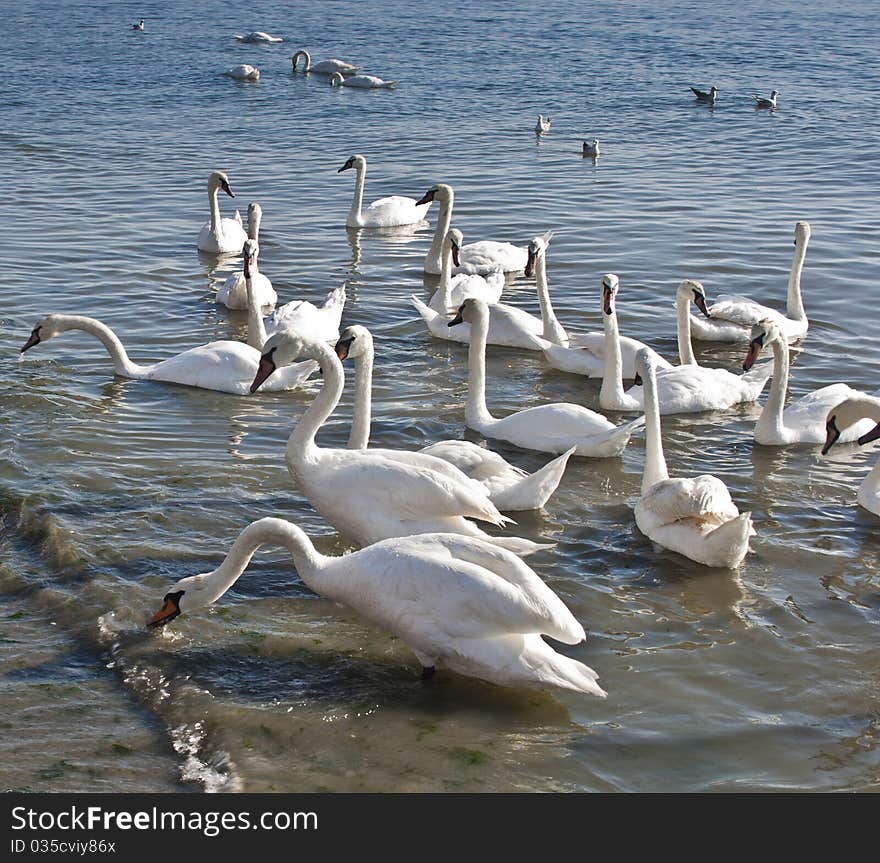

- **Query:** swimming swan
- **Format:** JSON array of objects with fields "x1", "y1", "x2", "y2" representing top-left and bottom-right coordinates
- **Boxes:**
[
  {"x1": 197, "y1": 171, "x2": 248, "y2": 254},
  {"x1": 337, "y1": 154, "x2": 431, "y2": 228},
  {"x1": 822, "y1": 396, "x2": 880, "y2": 517},
  {"x1": 743, "y1": 318, "x2": 877, "y2": 446},
  {"x1": 329, "y1": 72, "x2": 394, "y2": 89},
  {"x1": 689, "y1": 221, "x2": 811, "y2": 343},
  {"x1": 634, "y1": 348, "x2": 754, "y2": 568},
  {"x1": 291, "y1": 50, "x2": 358, "y2": 76},
  {"x1": 19, "y1": 314, "x2": 317, "y2": 395},
  {"x1": 264, "y1": 282, "x2": 348, "y2": 346},
  {"x1": 216, "y1": 204, "x2": 277, "y2": 310},
  {"x1": 249, "y1": 331, "x2": 546, "y2": 556},
  {"x1": 147, "y1": 518, "x2": 605, "y2": 695},
  {"x1": 416, "y1": 183, "x2": 537, "y2": 275},
  {"x1": 451, "y1": 298, "x2": 645, "y2": 457},
  {"x1": 336, "y1": 325, "x2": 573, "y2": 510},
  {"x1": 425, "y1": 228, "x2": 504, "y2": 314},
  {"x1": 234, "y1": 32, "x2": 283, "y2": 43},
  {"x1": 224, "y1": 64, "x2": 260, "y2": 82}
]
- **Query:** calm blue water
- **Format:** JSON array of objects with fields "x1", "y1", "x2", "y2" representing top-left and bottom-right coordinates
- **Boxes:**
[{"x1": 2, "y1": 0, "x2": 880, "y2": 791}]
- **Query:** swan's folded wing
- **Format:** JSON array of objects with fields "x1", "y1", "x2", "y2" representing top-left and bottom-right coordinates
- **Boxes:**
[
  {"x1": 460, "y1": 240, "x2": 527, "y2": 273},
  {"x1": 642, "y1": 475, "x2": 739, "y2": 527},
  {"x1": 361, "y1": 195, "x2": 427, "y2": 227},
  {"x1": 707, "y1": 295, "x2": 778, "y2": 328},
  {"x1": 420, "y1": 440, "x2": 528, "y2": 481}
]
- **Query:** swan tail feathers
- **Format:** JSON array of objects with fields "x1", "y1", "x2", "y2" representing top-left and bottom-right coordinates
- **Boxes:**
[
  {"x1": 486, "y1": 536, "x2": 556, "y2": 558},
  {"x1": 490, "y1": 447, "x2": 574, "y2": 511},
  {"x1": 234, "y1": 210, "x2": 243, "y2": 226},
  {"x1": 703, "y1": 512, "x2": 754, "y2": 568},
  {"x1": 322, "y1": 282, "x2": 348, "y2": 313},
  {"x1": 410, "y1": 294, "x2": 439, "y2": 325},
  {"x1": 580, "y1": 415, "x2": 645, "y2": 457},
  {"x1": 492, "y1": 635, "x2": 606, "y2": 696}
]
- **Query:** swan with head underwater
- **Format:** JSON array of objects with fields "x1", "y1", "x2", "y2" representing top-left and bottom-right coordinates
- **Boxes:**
[
  {"x1": 249, "y1": 329, "x2": 549, "y2": 556},
  {"x1": 598, "y1": 279, "x2": 773, "y2": 414},
  {"x1": 634, "y1": 348, "x2": 754, "y2": 568},
  {"x1": 291, "y1": 50, "x2": 358, "y2": 76},
  {"x1": 450, "y1": 297, "x2": 645, "y2": 457},
  {"x1": 224, "y1": 64, "x2": 261, "y2": 82},
  {"x1": 688, "y1": 221, "x2": 811, "y2": 343},
  {"x1": 234, "y1": 31, "x2": 283, "y2": 43},
  {"x1": 197, "y1": 171, "x2": 248, "y2": 254},
  {"x1": 416, "y1": 183, "x2": 543, "y2": 275},
  {"x1": 146, "y1": 517, "x2": 605, "y2": 695},
  {"x1": 822, "y1": 395, "x2": 880, "y2": 518},
  {"x1": 335, "y1": 324, "x2": 574, "y2": 511},
  {"x1": 329, "y1": 71, "x2": 395, "y2": 89},
  {"x1": 412, "y1": 230, "x2": 552, "y2": 351},
  {"x1": 337, "y1": 154, "x2": 431, "y2": 228}
]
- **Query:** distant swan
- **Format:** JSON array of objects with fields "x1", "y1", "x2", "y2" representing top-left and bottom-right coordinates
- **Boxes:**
[
  {"x1": 338, "y1": 154, "x2": 431, "y2": 228},
  {"x1": 234, "y1": 32, "x2": 283, "y2": 43},
  {"x1": 822, "y1": 396, "x2": 880, "y2": 517},
  {"x1": 535, "y1": 115, "x2": 551, "y2": 134},
  {"x1": 329, "y1": 72, "x2": 395, "y2": 89},
  {"x1": 754, "y1": 90, "x2": 779, "y2": 109},
  {"x1": 690, "y1": 86, "x2": 717, "y2": 103},
  {"x1": 216, "y1": 203, "x2": 277, "y2": 310},
  {"x1": 291, "y1": 50, "x2": 358, "y2": 76},
  {"x1": 197, "y1": 171, "x2": 248, "y2": 254},
  {"x1": 224, "y1": 64, "x2": 260, "y2": 82},
  {"x1": 147, "y1": 517, "x2": 605, "y2": 695}
]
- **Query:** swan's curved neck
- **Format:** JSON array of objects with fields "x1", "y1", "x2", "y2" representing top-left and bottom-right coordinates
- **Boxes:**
[
  {"x1": 208, "y1": 179, "x2": 221, "y2": 235},
  {"x1": 293, "y1": 50, "x2": 310, "y2": 71},
  {"x1": 641, "y1": 365, "x2": 669, "y2": 493},
  {"x1": 534, "y1": 255, "x2": 568, "y2": 346},
  {"x1": 245, "y1": 269, "x2": 267, "y2": 351},
  {"x1": 287, "y1": 340, "x2": 344, "y2": 464},
  {"x1": 756, "y1": 336, "x2": 790, "y2": 440},
  {"x1": 676, "y1": 292, "x2": 697, "y2": 365},
  {"x1": 600, "y1": 302, "x2": 626, "y2": 406},
  {"x1": 436, "y1": 239, "x2": 454, "y2": 307},
  {"x1": 347, "y1": 344, "x2": 373, "y2": 450},
  {"x1": 49, "y1": 315, "x2": 146, "y2": 378},
  {"x1": 787, "y1": 235, "x2": 809, "y2": 321},
  {"x1": 348, "y1": 162, "x2": 366, "y2": 227},
  {"x1": 196, "y1": 518, "x2": 326, "y2": 607},
  {"x1": 428, "y1": 191, "x2": 454, "y2": 271},
  {"x1": 464, "y1": 308, "x2": 495, "y2": 428}
]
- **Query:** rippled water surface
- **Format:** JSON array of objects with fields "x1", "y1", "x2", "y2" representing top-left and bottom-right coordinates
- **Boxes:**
[{"x1": 3, "y1": 0, "x2": 880, "y2": 792}]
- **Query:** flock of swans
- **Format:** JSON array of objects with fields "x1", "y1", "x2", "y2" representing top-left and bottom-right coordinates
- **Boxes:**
[{"x1": 22, "y1": 155, "x2": 880, "y2": 701}]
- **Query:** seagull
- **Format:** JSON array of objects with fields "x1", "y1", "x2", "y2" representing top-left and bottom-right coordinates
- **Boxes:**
[
  {"x1": 582, "y1": 138, "x2": 600, "y2": 158},
  {"x1": 753, "y1": 90, "x2": 779, "y2": 109},
  {"x1": 690, "y1": 85, "x2": 717, "y2": 104},
  {"x1": 535, "y1": 114, "x2": 551, "y2": 134},
  {"x1": 131, "y1": 19, "x2": 145, "y2": 30}
]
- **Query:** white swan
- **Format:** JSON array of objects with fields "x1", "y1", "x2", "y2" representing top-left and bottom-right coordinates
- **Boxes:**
[
  {"x1": 19, "y1": 314, "x2": 317, "y2": 395},
  {"x1": 337, "y1": 154, "x2": 431, "y2": 228},
  {"x1": 416, "y1": 183, "x2": 535, "y2": 275},
  {"x1": 535, "y1": 115, "x2": 551, "y2": 134},
  {"x1": 216, "y1": 204, "x2": 277, "y2": 310},
  {"x1": 249, "y1": 330, "x2": 546, "y2": 556},
  {"x1": 197, "y1": 171, "x2": 248, "y2": 254},
  {"x1": 291, "y1": 50, "x2": 358, "y2": 76},
  {"x1": 822, "y1": 396, "x2": 880, "y2": 516},
  {"x1": 754, "y1": 90, "x2": 779, "y2": 109},
  {"x1": 451, "y1": 298, "x2": 645, "y2": 457},
  {"x1": 147, "y1": 518, "x2": 605, "y2": 695},
  {"x1": 263, "y1": 282, "x2": 347, "y2": 346},
  {"x1": 634, "y1": 348, "x2": 754, "y2": 568},
  {"x1": 689, "y1": 221, "x2": 811, "y2": 343},
  {"x1": 335, "y1": 325, "x2": 573, "y2": 510},
  {"x1": 234, "y1": 31, "x2": 283, "y2": 43},
  {"x1": 600, "y1": 280, "x2": 773, "y2": 414},
  {"x1": 224, "y1": 64, "x2": 260, "y2": 81},
  {"x1": 690, "y1": 86, "x2": 717, "y2": 103},
  {"x1": 329, "y1": 71, "x2": 395, "y2": 89},
  {"x1": 582, "y1": 139, "x2": 600, "y2": 158},
  {"x1": 742, "y1": 318, "x2": 877, "y2": 446},
  {"x1": 426, "y1": 228, "x2": 504, "y2": 314}
]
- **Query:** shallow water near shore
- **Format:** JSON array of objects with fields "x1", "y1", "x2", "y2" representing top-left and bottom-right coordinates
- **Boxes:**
[{"x1": 2, "y1": 0, "x2": 880, "y2": 792}]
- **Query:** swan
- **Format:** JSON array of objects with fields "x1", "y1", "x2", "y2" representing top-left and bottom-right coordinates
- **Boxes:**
[
  {"x1": 147, "y1": 518, "x2": 605, "y2": 695},
  {"x1": 533, "y1": 272, "x2": 672, "y2": 380},
  {"x1": 425, "y1": 228, "x2": 504, "y2": 314},
  {"x1": 234, "y1": 31, "x2": 283, "y2": 43},
  {"x1": 410, "y1": 233, "x2": 558, "y2": 351},
  {"x1": 690, "y1": 86, "x2": 717, "y2": 103},
  {"x1": 600, "y1": 280, "x2": 773, "y2": 414},
  {"x1": 821, "y1": 396, "x2": 880, "y2": 516},
  {"x1": 329, "y1": 72, "x2": 395, "y2": 89},
  {"x1": 335, "y1": 324, "x2": 573, "y2": 510},
  {"x1": 742, "y1": 318, "x2": 878, "y2": 446},
  {"x1": 582, "y1": 139, "x2": 600, "y2": 158},
  {"x1": 754, "y1": 90, "x2": 779, "y2": 109},
  {"x1": 535, "y1": 115, "x2": 551, "y2": 134},
  {"x1": 216, "y1": 204, "x2": 277, "y2": 310},
  {"x1": 634, "y1": 348, "x2": 754, "y2": 568},
  {"x1": 416, "y1": 183, "x2": 535, "y2": 275},
  {"x1": 224, "y1": 64, "x2": 260, "y2": 81},
  {"x1": 19, "y1": 314, "x2": 317, "y2": 395},
  {"x1": 197, "y1": 171, "x2": 248, "y2": 254},
  {"x1": 291, "y1": 50, "x2": 358, "y2": 76},
  {"x1": 249, "y1": 330, "x2": 547, "y2": 556},
  {"x1": 131, "y1": 19, "x2": 144, "y2": 31},
  {"x1": 451, "y1": 298, "x2": 645, "y2": 457},
  {"x1": 337, "y1": 154, "x2": 431, "y2": 228},
  {"x1": 689, "y1": 221, "x2": 811, "y2": 343}
]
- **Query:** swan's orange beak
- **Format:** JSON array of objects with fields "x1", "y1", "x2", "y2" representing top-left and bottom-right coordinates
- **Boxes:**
[
  {"x1": 21, "y1": 326, "x2": 41, "y2": 353},
  {"x1": 524, "y1": 246, "x2": 536, "y2": 278},
  {"x1": 220, "y1": 179, "x2": 235, "y2": 198},
  {"x1": 743, "y1": 335, "x2": 764, "y2": 371},
  {"x1": 858, "y1": 422, "x2": 880, "y2": 447},
  {"x1": 693, "y1": 292, "x2": 711, "y2": 318},
  {"x1": 415, "y1": 189, "x2": 435, "y2": 206},
  {"x1": 250, "y1": 352, "x2": 276, "y2": 393},
  {"x1": 147, "y1": 598, "x2": 180, "y2": 628},
  {"x1": 822, "y1": 418, "x2": 841, "y2": 456}
]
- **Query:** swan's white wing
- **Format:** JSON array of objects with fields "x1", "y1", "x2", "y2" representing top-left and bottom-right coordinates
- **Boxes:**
[
  {"x1": 785, "y1": 384, "x2": 876, "y2": 442},
  {"x1": 216, "y1": 272, "x2": 276, "y2": 310},
  {"x1": 642, "y1": 475, "x2": 740, "y2": 527},
  {"x1": 487, "y1": 402, "x2": 616, "y2": 453},
  {"x1": 343, "y1": 75, "x2": 393, "y2": 88},
  {"x1": 265, "y1": 293, "x2": 341, "y2": 343},
  {"x1": 706, "y1": 295, "x2": 786, "y2": 329},
  {"x1": 446, "y1": 271, "x2": 504, "y2": 307},
  {"x1": 420, "y1": 440, "x2": 528, "y2": 482},
  {"x1": 360, "y1": 195, "x2": 429, "y2": 227},
  {"x1": 460, "y1": 240, "x2": 528, "y2": 274},
  {"x1": 627, "y1": 365, "x2": 768, "y2": 414},
  {"x1": 566, "y1": 332, "x2": 673, "y2": 376}
]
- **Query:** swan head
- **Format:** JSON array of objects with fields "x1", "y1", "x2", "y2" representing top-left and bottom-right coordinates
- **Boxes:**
[
  {"x1": 242, "y1": 238, "x2": 259, "y2": 277},
  {"x1": 416, "y1": 183, "x2": 452, "y2": 206},
  {"x1": 329, "y1": 72, "x2": 344, "y2": 86},
  {"x1": 524, "y1": 233, "x2": 552, "y2": 278},
  {"x1": 334, "y1": 325, "x2": 373, "y2": 361},
  {"x1": 250, "y1": 331, "x2": 320, "y2": 392},
  {"x1": 448, "y1": 297, "x2": 489, "y2": 327},
  {"x1": 634, "y1": 346, "x2": 657, "y2": 386},
  {"x1": 678, "y1": 279, "x2": 710, "y2": 318},
  {"x1": 444, "y1": 227, "x2": 464, "y2": 267},
  {"x1": 21, "y1": 315, "x2": 68, "y2": 353},
  {"x1": 247, "y1": 202, "x2": 262, "y2": 221},
  {"x1": 742, "y1": 318, "x2": 783, "y2": 371},
  {"x1": 601, "y1": 273, "x2": 620, "y2": 315},
  {"x1": 822, "y1": 396, "x2": 880, "y2": 455},
  {"x1": 338, "y1": 154, "x2": 365, "y2": 174},
  {"x1": 794, "y1": 220, "x2": 811, "y2": 247},
  {"x1": 291, "y1": 50, "x2": 310, "y2": 70},
  {"x1": 209, "y1": 171, "x2": 235, "y2": 198},
  {"x1": 147, "y1": 568, "x2": 221, "y2": 628}
]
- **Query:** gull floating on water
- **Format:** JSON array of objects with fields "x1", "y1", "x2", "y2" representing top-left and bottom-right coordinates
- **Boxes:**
[
  {"x1": 690, "y1": 85, "x2": 717, "y2": 104},
  {"x1": 131, "y1": 19, "x2": 144, "y2": 30},
  {"x1": 753, "y1": 90, "x2": 779, "y2": 109},
  {"x1": 234, "y1": 31, "x2": 283, "y2": 43},
  {"x1": 535, "y1": 114, "x2": 551, "y2": 134},
  {"x1": 582, "y1": 138, "x2": 600, "y2": 158},
  {"x1": 224, "y1": 64, "x2": 260, "y2": 82}
]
